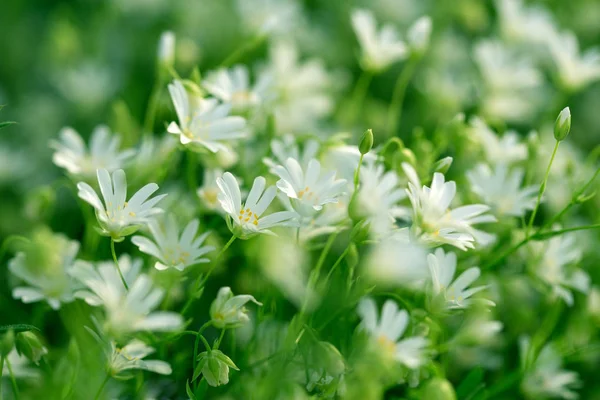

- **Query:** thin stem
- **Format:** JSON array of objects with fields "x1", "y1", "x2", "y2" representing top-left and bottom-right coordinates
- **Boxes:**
[
  {"x1": 353, "y1": 154, "x2": 365, "y2": 192},
  {"x1": 214, "y1": 329, "x2": 226, "y2": 350},
  {"x1": 192, "y1": 322, "x2": 212, "y2": 370},
  {"x1": 5, "y1": 357, "x2": 19, "y2": 400},
  {"x1": 110, "y1": 239, "x2": 129, "y2": 290},
  {"x1": 527, "y1": 140, "x2": 560, "y2": 237},
  {"x1": 349, "y1": 70, "x2": 373, "y2": 125},
  {"x1": 387, "y1": 56, "x2": 419, "y2": 135},
  {"x1": 143, "y1": 79, "x2": 162, "y2": 137},
  {"x1": 198, "y1": 335, "x2": 211, "y2": 352},
  {"x1": 182, "y1": 235, "x2": 237, "y2": 315},
  {"x1": 0, "y1": 354, "x2": 4, "y2": 398},
  {"x1": 93, "y1": 374, "x2": 110, "y2": 400},
  {"x1": 325, "y1": 246, "x2": 351, "y2": 282},
  {"x1": 533, "y1": 224, "x2": 600, "y2": 240},
  {"x1": 221, "y1": 34, "x2": 266, "y2": 67},
  {"x1": 314, "y1": 232, "x2": 339, "y2": 278}
]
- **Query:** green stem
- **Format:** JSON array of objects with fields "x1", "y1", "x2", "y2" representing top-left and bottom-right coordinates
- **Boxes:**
[
  {"x1": 349, "y1": 70, "x2": 373, "y2": 125},
  {"x1": 353, "y1": 154, "x2": 365, "y2": 191},
  {"x1": 387, "y1": 56, "x2": 419, "y2": 135},
  {"x1": 192, "y1": 322, "x2": 212, "y2": 370},
  {"x1": 314, "y1": 232, "x2": 338, "y2": 278},
  {"x1": 143, "y1": 79, "x2": 163, "y2": 137},
  {"x1": 5, "y1": 357, "x2": 19, "y2": 400},
  {"x1": 0, "y1": 354, "x2": 4, "y2": 398},
  {"x1": 533, "y1": 224, "x2": 600, "y2": 240},
  {"x1": 110, "y1": 239, "x2": 129, "y2": 290},
  {"x1": 221, "y1": 34, "x2": 266, "y2": 67},
  {"x1": 527, "y1": 140, "x2": 560, "y2": 237},
  {"x1": 325, "y1": 246, "x2": 351, "y2": 282},
  {"x1": 526, "y1": 300, "x2": 563, "y2": 369},
  {"x1": 214, "y1": 329, "x2": 226, "y2": 350},
  {"x1": 93, "y1": 374, "x2": 110, "y2": 400},
  {"x1": 181, "y1": 235, "x2": 237, "y2": 315},
  {"x1": 198, "y1": 335, "x2": 211, "y2": 352}
]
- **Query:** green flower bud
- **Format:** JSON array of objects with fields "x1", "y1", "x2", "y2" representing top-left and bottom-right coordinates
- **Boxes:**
[
  {"x1": 193, "y1": 350, "x2": 239, "y2": 387},
  {"x1": 359, "y1": 129, "x2": 374, "y2": 155},
  {"x1": 0, "y1": 330, "x2": 15, "y2": 356},
  {"x1": 421, "y1": 378, "x2": 457, "y2": 400},
  {"x1": 15, "y1": 331, "x2": 48, "y2": 365},
  {"x1": 350, "y1": 219, "x2": 371, "y2": 243},
  {"x1": 433, "y1": 157, "x2": 453, "y2": 175},
  {"x1": 210, "y1": 287, "x2": 262, "y2": 329},
  {"x1": 554, "y1": 107, "x2": 571, "y2": 141}
]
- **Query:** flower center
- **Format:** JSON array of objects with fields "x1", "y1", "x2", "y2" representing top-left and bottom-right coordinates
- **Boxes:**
[
  {"x1": 298, "y1": 186, "x2": 317, "y2": 201},
  {"x1": 164, "y1": 245, "x2": 191, "y2": 266},
  {"x1": 377, "y1": 334, "x2": 397, "y2": 354},
  {"x1": 238, "y1": 207, "x2": 259, "y2": 226}
]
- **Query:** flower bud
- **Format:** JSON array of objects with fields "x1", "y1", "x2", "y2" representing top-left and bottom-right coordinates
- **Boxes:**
[
  {"x1": 350, "y1": 219, "x2": 371, "y2": 243},
  {"x1": 554, "y1": 107, "x2": 571, "y2": 141},
  {"x1": 15, "y1": 331, "x2": 48, "y2": 365},
  {"x1": 433, "y1": 157, "x2": 453, "y2": 175},
  {"x1": 359, "y1": 129, "x2": 374, "y2": 155},
  {"x1": 0, "y1": 330, "x2": 15, "y2": 356},
  {"x1": 193, "y1": 350, "x2": 239, "y2": 387},
  {"x1": 408, "y1": 16, "x2": 433, "y2": 54},
  {"x1": 157, "y1": 31, "x2": 176, "y2": 68},
  {"x1": 421, "y1": 378, "x2": 457, "y2": 400},
  {"x1": 210, "y1": 287, "x2": 262, "y2": 329}
]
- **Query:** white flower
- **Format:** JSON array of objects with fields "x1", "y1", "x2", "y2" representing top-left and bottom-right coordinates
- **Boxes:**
[
  {"x1": 167, "y1": 80, "x2": 247, "y2": 152},
  {"x1": 403, "y1": 163, "x2": 496, "y2": 250},
  {"x1": 469, "y1": 116, "x2": 528, "y2": 164},
  {"x1": 351, "y1": 8, "x2": 407, "y2": 72},
  {"x1": 259, "y1": 41, "x2": 334, "y2": 133},
  {"x1": 210, "y1": 286, "x2": 262, "y2": 329},
  {"x1": 217, "y1": 172, "x2": 297, "y2": 239},
  {"x1": 157, "y1": 31, "x2": 175, "y2": 66},
  {"x1": 407, "y1": 16, "x2": 432, "y2": 54},
  {"x1": 71, "y1": 256, "x2": 183, "y2": 336},
  {"x1": 520, "y1": 338, "x2": 581, "y2": 400},
  {"x1": 274, "y1": 158, "x2": 347, "y2": 218},
  {"x1": 235, "y1": 0, "x2": 300, "y2": 36},
  {"x1": 353, "y1": 162, "x2": 409, "y2": 234},
  {"x1": 197, "y1": 168, "x2": 226, "y2": 211},
  {"x1": 496, "y1": 0, "x2": 556, "y2": 44},
  {"x1": 427, "y1": 248, "x2": 493, "y2": 310},
  {"x1": 132, "y1": 215, "x2": 214, "y2": 271},
  {"x1": 321, "y1": 144, "x2": 376, "y2": 183},
  {"x1": 279, "y1": 194, "x2": 348, "y2": 241},
  {"x1": 51, "y1": 125, "x2": 135, "y2": 179},
  {"x1": 357, "y1": 298, "x2": 428, "y2": 368},
  {"x1": 77, "y1": 169, "x2": 166, "y2": 241},
  {"x1": 548, "y1": 31, "x2": 600, "y2": 91},
  {"x1": 8, "y1": 230, "x2": 80, "y2": 310},
  {"x1": 467, "y1": 163, "x2": 538, "y2": 217},
  {"x1": 263, "y1": 134, "x2": 320, "y2": 172},
  {"x1": 529, "y1": 233, "x2": 590, "y2": 306},
  {"x1": 108, "y1": 340, "x2": 172, "y2": 377},
  {"x1": 203, "y1": 65, "x2": 270, "y2": 114}
]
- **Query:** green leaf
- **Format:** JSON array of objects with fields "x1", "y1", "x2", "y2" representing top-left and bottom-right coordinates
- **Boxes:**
[
  {"x1": 0, "y1": 121, "x2": 16, "y2": 129},
  {"x1": 0, "y1": 324, "x2": 39, "y2": 333},
  {"x1": 192, "y1": 357, "x2": 207, "y2": 381},
  {"x1": 456, "y1": 367, "x2": 485, "y2": 399},
  {"x1": 186, "y1": 379, "x2": 198, "y2": 400}
]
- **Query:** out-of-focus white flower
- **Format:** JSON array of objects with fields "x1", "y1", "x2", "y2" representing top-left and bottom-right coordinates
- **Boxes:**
[
  {"x1": 496, "y1": 0, "x2": 556, "y2": 44},
  {"x1": 132, "y1": 216, "x2": 214, "y2": 271},
  {"x1": 407, "y1": 16, "x2": 433, "y2": 54},
  {"x1": 167, "y1": 80, "x2": 247, "y2": 152},
  {"x1": 321, "y1": 145, "x2": 376, "y2": 184},
  {"x1": 51, "y1": 126, "x2": 136, "y2": 179},
  {"x1": 427, "y1": 248, "x2": 493, "y2": 310},
  {"x1": 87, "y1": 328, "x2": 172, "y2": 378},
  {"x1": 157, "y1": 31, "x2": 176, "y2": 67},
  {"x1": 8, "y1": 230, "x2": 80, "y2": 310},
  {"x1": 131, "y1": 134, "x2": 179, "y2": 181},
  {"x1": 0, "y1": 146, "x2": 30, "y2": 184},
  {"x1": 357, "y1": 298, "x2": 428, "y2": 368},
  {"x1": 467, "y1": 163, "x2": 538, "y2": 217},
  {"x1": 203, "y1": 65, "x2": 271, "y2": 114},
  {"x1": 469, "y1": 117, "x2": 528, "y2": 164},
  {"x1": 520, "y1": 338, "x2": 581, "y2": 400},
  {"x1": 529, "y1": 233, "x2": 590, "y2": 306},
  {"x1": 71, "y1": 256, "x2": 183, "y2": 336},
  {"x1": 210, "y1": 287, "x2": 262, "y2": 329},
  {"x1": 548, "y1": 31, "x2": 600, "y2": 91},
  {"x1": 263, "y1": 134, "x2": 320, "y2": 172},
  {"x1": 351, "y1": 8, "x2": 407, "y2": 72},
  {"x1": 279, "y1": 194, "x2": 348, "y2": 241},
  {"x1": 235, "y1": 0, "x2": 300, "y2": 36},
  {"x1": 77, "y1": 169, "x2": 166, "y2": 241},
  {"x1": 259, "y1": 41, "x2": 334, "y2": 133},
  {"x1": 217, "y1": 172, "x2": 297, "y2": 239},
  {"x1": 403, "y1": 163, "x2": 496, "y2": 250},
  {"x1": 53, "y1": 62, "x2": 117, "y2": 111},
  {"x1": 197, "y1": 168, "x2": 225, "y2": 211},
  {"x1": 353, "y1": 162, "x2": 409, "y2": 234},
  {"x1": 2, "y1": 349, "x2": 39, "y2": 379},
  {"x1": 365, "y1": 231, "x2": 428, "y2": 287},
  {"x1": 474, "y1": 40, "x2": 543, "y2": 92},
  {"x1": 274, "y1": 158, "x2": 347, "y2": 218}
]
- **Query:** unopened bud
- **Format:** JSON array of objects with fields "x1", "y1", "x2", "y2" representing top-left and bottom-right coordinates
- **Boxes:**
[
  {"x1": 359, "y1": 129, "x2": 374, "y2": 155},
  {"x1": 193, "y1": 350, "x2": 239, "y2": 386},
  {"x1": 554, "y1": 107, "x2": 571, "y2": 141},
  {"x1": 421, "y1": 378, "x2": 457, "y2": 400},
  {"x1": 0, "y1": 330, "x2": 15, "y2": 356},
  {"x1": 157, "y1": 31, "x2": 176, "y2": 68},
  {"x1": 433, "y1": 157, "x2": 453, "y2": 175},
  {"x1": 15, "y1": 331, "x2": 47, "y2": 365},
  {"x1": 408, "y1": 16, "x2": 433, "y2": 54}
]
